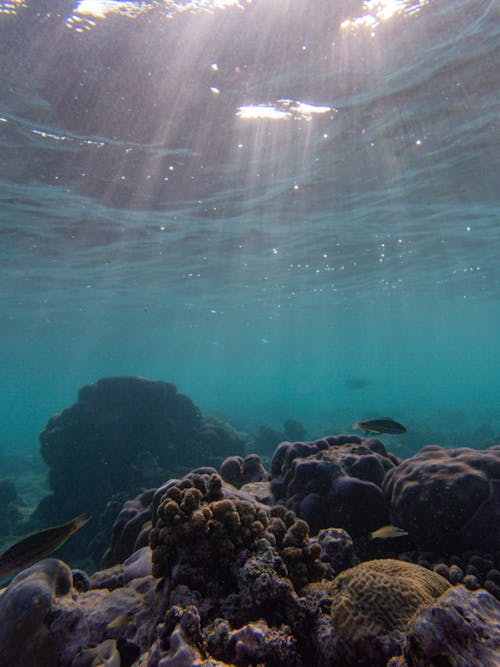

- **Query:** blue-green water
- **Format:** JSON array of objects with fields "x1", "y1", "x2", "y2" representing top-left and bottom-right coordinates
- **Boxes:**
[{"x1": 1, "y1": 0, "x2": 499, "y2": 467}]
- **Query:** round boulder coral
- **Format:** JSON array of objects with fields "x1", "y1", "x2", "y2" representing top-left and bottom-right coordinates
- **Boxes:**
[
  {"x1": 0, "y1": 559, "x2": 73, "y2": 666},
  {"x1": 383, "y1": 444, "x2": 500, "y2": 551},
  {"x1": 270, "y1": 435, "x2": 397, "y2": 536},
  {"x1": 219, "y1": 453, "x2": 267, "y2": 488},
  {"x1": 33, "y1": 376, "x2": 246, "y2": 555}
]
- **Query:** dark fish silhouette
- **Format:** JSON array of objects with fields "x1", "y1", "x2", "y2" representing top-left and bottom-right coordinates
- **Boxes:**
[
  {"x1": 344, "y1": 378, "x2": 371, "y2": 390},
  {"x1": 0, "y1": 513, "x2": 91, "y2": 577},
  {"x1": 353, "y1": 417, "x2": 407, "y2": 435}
]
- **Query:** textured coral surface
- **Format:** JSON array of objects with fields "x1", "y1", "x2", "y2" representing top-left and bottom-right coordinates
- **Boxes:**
[
  {"x1": 270, "y1": 435, "x2": 397, "y2": 536},
  {"x1": 330, "y1": 558, "x2": 450, "y2": 644},
  {"x1": 391, "y1": 585, "x2": 500, "y2": 667},
  {"x1": 384, "y1": 444, "x2": 500, "y2": 550},
  {"x1": 324, "y1": 558, "x2": 451, "y2": 666}
]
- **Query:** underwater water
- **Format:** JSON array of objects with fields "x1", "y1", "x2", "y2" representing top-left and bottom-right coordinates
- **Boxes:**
[
  {"x1": 0, "y1": 4, "x2": 500, "y2": 666},
  {"x1": 0, "y1": 0, "x2": 499, "y2": 462}
]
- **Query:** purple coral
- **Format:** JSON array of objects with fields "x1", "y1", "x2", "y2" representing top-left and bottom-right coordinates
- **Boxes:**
[
  {"x1": 395, "y1": 585, "x2": 500, "y2": 667},
  {"x1": 383, "y1": 444, "x2": 500, "y2": 551},
  {"x1": 270, "y1": 435, "x2": 397, "y2": 536}
]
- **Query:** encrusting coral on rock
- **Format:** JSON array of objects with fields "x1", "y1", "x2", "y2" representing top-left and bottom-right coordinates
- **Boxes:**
[{"x1": 388, "y1": 585, "x2": 500, "y2": 667}]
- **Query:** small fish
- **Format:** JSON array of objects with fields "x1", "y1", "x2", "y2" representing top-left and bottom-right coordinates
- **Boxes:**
[
  {"x1": 371, "y1": 524, "x2": 409, "y2": 540},
  {"x1": 353, "y1": 417, "x2": 407, "y2": 435},
  {"x1": 0, "y1": 513, "x2": 91, "y2": 577},
  {"x1": 344, "y1": 378, "x2": 371, "y2": 390},
  {"x1": 106, "y1": 613, "x2": 129, "y2": 631}
]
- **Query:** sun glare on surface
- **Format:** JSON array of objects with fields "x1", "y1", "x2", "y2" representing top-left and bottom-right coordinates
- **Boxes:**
[
  {"x1": 74, "y1": 0, "x2": 141, "y2": 19},
  {"x1": 237, "y1": 106, "x2": 293, "y2": 121},
  {"x1": 237, "y1": 100, "x2": 332, "y2": 121},
  {"x1": 341, "y1": 0, "x2": 430, "y2": 32},
  {"x1": 0, "y1": 0, "x2": 28, "y2": 15},
  {"x1": 66, "y1": 0, "x2": 251, "y2": 29}
]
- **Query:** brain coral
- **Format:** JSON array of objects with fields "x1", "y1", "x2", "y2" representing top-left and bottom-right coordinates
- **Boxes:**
[
  {"x1": 270, "y1": 435, "x2": 398, "y2": 536},
  {"x1": 327, "y1": 558, "x2": 450, "y2": 666},
  {"x1": 383, "y1": 444, "x2": 500, "y2": 550}
]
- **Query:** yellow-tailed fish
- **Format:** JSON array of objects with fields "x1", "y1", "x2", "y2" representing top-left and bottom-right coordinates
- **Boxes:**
[
  {"x1": 0, "y1": 513, "x2": 91, "y2": 577},
  {"x1": 353, "y1": 417, "x2": 407, "y2": 435},
  {"x1": 371, "y1": 524, "x2": 409, "y2": 540}
]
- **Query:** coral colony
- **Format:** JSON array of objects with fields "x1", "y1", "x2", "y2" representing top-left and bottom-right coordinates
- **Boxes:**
[{"x1": 0, "y1": 376, "x2": 499, "y2": 666}]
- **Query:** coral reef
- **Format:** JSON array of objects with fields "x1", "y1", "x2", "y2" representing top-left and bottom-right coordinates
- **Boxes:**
[
  {"x1": 3, "y1": 424, "x2": 500, "y2": 667},
  {"x1": 150, "y1": 472, "x2": 325, "y2": 603},
  {"x1": 0, "y1": 559, "x2": 73, "y2": 666},
  {"x1": 395, "y1": 549, "x2": 500, "y2": 601},
  {"x1": 101, "y1": 488, "x2": 155, "y2": 568},
  {"x1": 101, "y1": 469, "x2": 272, "y2": 570},
  {"x1": 143, "y1": 606, "x2": 300, "y2": 666},
  {"x1": 384, "y1": 444, "x2": 500, "y2": 550},
  {"x1": 315, "y1": 527, "x2": 358, "y2": 577},
  {"x1": 270, "y1": 434, "x2": 398, "y2": 535},
  {"x1": 32, "y1": 376, "x2": 246, "y2": 553}
]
